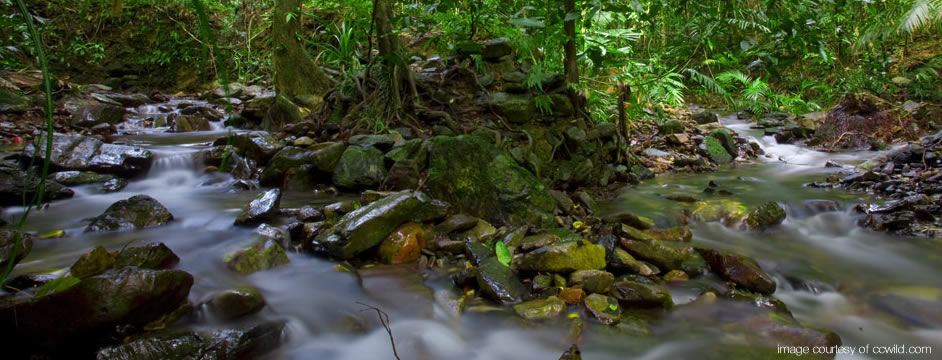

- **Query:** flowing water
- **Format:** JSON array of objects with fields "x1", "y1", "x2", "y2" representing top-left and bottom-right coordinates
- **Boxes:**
[{"x1": 3, "y1": 108, "x2": 941, "y2": 359}]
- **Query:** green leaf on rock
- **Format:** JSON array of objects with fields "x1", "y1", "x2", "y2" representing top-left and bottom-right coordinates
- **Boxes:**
[
  {"x1": 495, "y1": 241, "x2": 511, "y2": 267},
  {"x1": 34, "y1": 276, "x2": 80, "y2": 298}
]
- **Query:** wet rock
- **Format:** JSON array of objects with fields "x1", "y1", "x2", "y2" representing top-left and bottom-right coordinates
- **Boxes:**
[
  {"x1": 0, "y1": 230, "x2": 32, "y2": 270},
  {"x1": 70, "y1": 246, "x2": 116, "y2": 278},
  {"x1": 381, "y1": 159, "x2": 420, "y2": 191},
  {"x1": 425, "y1": 135, "x2": 555, "y2": 226},
  {"x1": 377, "y1": 223, "x2": 426, "y2": 264},
  {"x1": 435, "y1": 214, "x2": 480, "y2": 234},
  {"x1": 259, "y1": 142, "x2": 346, "y2": 186},
  {"x1": 25, "y1": 133, "x2": 153, "y2": 177},
  {"x1": 115, "y1": 243, "x2": 180, "y2": 270},
  {"x1": 332, "y1": 145, "x2": 387, "y2": 190},
  {"x1": 691, "y1": 199, "x2": 747, "y2": 224},
  {"x1": 692, "y1": 111, "x2": 718, "y2": 124},
  {"x1": 206, "y1": 286, "x2": 266, "y2": 320},
  {"x1": 610, "y1": 275, "x2": 672, "y2": 308},
  {"x1": 349, "y1": 134, "x2": 397, "y2": 151},
  {"x1": 95, "y1": 321, "x2": 284, "y2": 360},
  {"x1": 458, "y1": 219, "x2": 498, "y2": 243},
  {"x1": 489, "y1": 92, "x2": 536, "y2": 124},
  {"x1": 384, "y1": 139, "x2": 428, "y2": 169},
  {"x1": 213, "y1": 132, "x2": 283, "y2": 165},
  {"x1": 703, "y1": 136, "x2": 733, "y2": 164},
  {"x1": 745, "y1": 201, "x2": 786, "y2": 229},
  {"x1": 513, "y1": 296, "x2": 566, "y2": 320},
  {"x1": 314, "y1": 191, "x2": 448, "y2": 259},
  {"x1": 0, "y1": 166, "x2": 74, "y2": 206},
  {"x1": 477, "y1": 256, "x2": 528, "y2": 304},
  {"x1": 601, "y1": 211, "x2": 655, "y2": 230},
  {"x1": 481, "y1": 38, "x2": 513, "y2": 60},
  {"x1": 49, "y1": 170, "x2": 127, "y2": 192},
  {"x1": 171, "y1": 114, "x2": 211, "y2": 132},
  {"x1": 85, "y1": 195, "x2": 174, "y2": 232},
  {"x1": 263, "y1": 95, "x2": 302, "y2": 131},
  {"x1": 584, "y1": 293, "x2": 621, "y2": 325},
  {"x1": 234, "y1": 189, "x2": 281, "y2": 226},
  {"x1": 513, "y1": 239, "x2": 606, "y2": 273},
  {"x1": 558, "y1": 288, "x2": 585, "y2": 304},
  {"x1": 72, "y1": 104, "x2": 126, "y2": 127},
  {"x1": 648, "y1": 226, "x2": 693, "y2": 242},
  {"x1": 569, "y1": 270, "x2": 615, "y2": 294},
  {"x1": 697, "y1": 248, "x2": 776, "y2": 295},
  {"x1": 619, "y1": 233, "x2": 689, "y2": 271},
  {"x1": 608, "y1": 247, "x2": 645, "y2": 274},
  {"x1": 0, "y1": 267, "x2": 193, "y2": 348},
  {"x1": 224, "y1": 238, "x2": 290, "y2": 275},
  {"x1": 558, "y1": 344, "x2": 583, "y2": 360}
]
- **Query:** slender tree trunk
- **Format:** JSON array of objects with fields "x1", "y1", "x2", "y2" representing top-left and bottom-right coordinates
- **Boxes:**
[
  {"x1": 563, "y1": 0, "x2": 585, "y2": 126},
  {"x1": 273, "y1": 0, "x2": 333, "y2": 99},
  {"x1": 373, "y1": 0, "x2": 416, "y2": 112}
]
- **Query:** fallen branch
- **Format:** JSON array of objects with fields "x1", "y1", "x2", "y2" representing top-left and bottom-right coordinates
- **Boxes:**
[
  {"x1": 357, "y1": 302, "x2": 400, "y2": 360},
  {"x1": 827, "y1": 131, "x2": 860, "y2": 153}
]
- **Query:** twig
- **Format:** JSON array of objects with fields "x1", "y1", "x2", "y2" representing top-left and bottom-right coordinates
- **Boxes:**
[
  {"x1": 357, "y1": 302, "x2": 400, "y2": 360},
  {"x1": 827, "y1": 131, "x2": 859, "y2": 153}
]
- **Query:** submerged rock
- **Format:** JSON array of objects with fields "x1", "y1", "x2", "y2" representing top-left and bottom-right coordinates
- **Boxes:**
[
  {"x1": 610, "y1": 275, "x2": 673, "y2": 308},
  {"x1": 619, "y1": 232, "x2": 689, "y2": 271},
  {"x1": 85, "y1": 195, "x2": 174, "y2": 232},
  {"x1": 314, "y1": 191, "x2": 448, "y2": 259},
  {"x1": 697, "y1": 248, "x2": 776, "y2": 295},
  {"x1": 332, "y1": 145, "x2": 387, "y2": 190},
  {"x1": 25, "y1": 133, "x2": 153, "y2": 177},
  {"x1": 0, "y1": 230, "x2": 32, "y2": 270},
  {"x1": 476, "y1": 256, "x2": 529, "y2": 304},
  {"x1": 115, "y1": 242, "x2": 180, "y2": 270},
  {"x1": 234, "y1": 188, "x2": 281, "y2": 226},
  {"x1": 513, "y1": 296, "x2": 566, "y2": 320},
  {"x1": 377, "y1": 223, "x2": 426, "y2": 264},
  {"x1": 1, "y1": 166, "x2": 74, "y2": 206},
  {"x1": 0, "y1": 267, "x2": 193, "y2": 348},
  {"x1": 224, "y1": 239, "x2": 290, "y2": 275},
  {"x1": 96, "y1": 321, "x2": 285, "y2": 360},
  {"x1": 512, "y1": 240, "x2": 606, "y2": 273},
  {"x1": 584, "y1": 293, "x2": 622, "y2": 325},
  {"x1": 569, "y1": 270, "x2": 615, "y2": 294},
  {"x1": 206, "y1": 286, "x2": 266, "y2": 320},
  {"x1": 425, "y1": 135, "x2": 555, "y2": 226},
  {"x1": 745, "y1": 201, "x2": 787, "y2": 229}
]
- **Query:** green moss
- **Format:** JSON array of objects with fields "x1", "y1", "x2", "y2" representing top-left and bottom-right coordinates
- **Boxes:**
[
  {"x1": 513, "y1": 239, "x2": 606, "y2": 272},
  {"x1": 704, "y1": 136, "x2": 733, "y2": 164}
]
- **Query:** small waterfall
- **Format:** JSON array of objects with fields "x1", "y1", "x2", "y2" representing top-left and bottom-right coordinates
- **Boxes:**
[{"x1": 149, "y1": 150, "x2": 202, "y2": 174}]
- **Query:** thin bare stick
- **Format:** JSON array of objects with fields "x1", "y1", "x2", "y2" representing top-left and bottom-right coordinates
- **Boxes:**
[{"x1": 357, "y1": 302, "x2": 400, "y2": 360}]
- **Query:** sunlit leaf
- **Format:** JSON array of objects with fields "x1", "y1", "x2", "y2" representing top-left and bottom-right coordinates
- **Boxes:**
[
  {"x1": 34, "y1": 276, "x2": 79, "y2": 298},
  {"x1": 495, "y1": 241, "x2": 511, "y2": 267}
]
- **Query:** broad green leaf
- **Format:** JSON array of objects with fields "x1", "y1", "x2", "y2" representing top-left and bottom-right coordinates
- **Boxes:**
[
  {"x1": 495, "y1": 241, "x2": 511, "y2": 267},
  {"x1": 34, "y1": 276, "x2": 80, "y2": 298}
]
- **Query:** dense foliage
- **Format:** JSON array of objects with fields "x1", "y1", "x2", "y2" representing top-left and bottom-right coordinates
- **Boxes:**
[{"x1": 2, "y1": 0, "x2": 940, "y2": 122}]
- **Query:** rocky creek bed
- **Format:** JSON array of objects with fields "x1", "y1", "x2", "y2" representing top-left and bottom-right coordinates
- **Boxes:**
[{"x1": 0, "y1": 86, "x2": 940, "y2": 360}]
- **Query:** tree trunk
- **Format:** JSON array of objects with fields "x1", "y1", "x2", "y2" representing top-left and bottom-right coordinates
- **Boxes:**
[
  {"x1": 372, "y1": 0, "x2": 416, "y2": 112},
  {"x1": 563, "y1": 0, "x2": 585, "y2": 126},
  {"x1": 273, "y1": 0, "x2": 333, "y2": 100}
]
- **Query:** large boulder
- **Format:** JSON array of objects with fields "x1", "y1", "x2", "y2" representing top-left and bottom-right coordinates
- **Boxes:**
[
  {"x1": 425, "y1": 135, "x2": 554, "y2": 226},
  {"x1": 313, "y1": 191, "x2": 448, "y2": 259},
  {"x1": 332, "y1": 146, "x2": 387, "y2": 190},
  {"x1": 234, "y1": 189, "x2": 281, "y2": 226},
  {"x1": 0, "y1": 267, "x2": 194, "y2": 348},
  {"x1": 85, "y1": 195, "x2": 174, "y2": 232},
  {"x1": 24, "y1": 133, "x2": 153, "y2": 177},
  {"x1": 0, "y1": 230, "x2": 32, "y2": 270},
  {"x1": 696, "y1": 248, "x2": 776, "y2": 295},
  {"x1": 259, "y1": 142, "x2": 346, "y2": 186},
  {"x1": 512, "y1": 239, "x2": 606, "y2": 273},
  {"x1": 0, "y1": 166, "x2": 74, "y2": 206},
  {"x1": 72, "y1": 104, "x2": 126, "y2": 127},
  {"x1": 96, "y1": 321, "x2": 284, "y2": 360},
  {"x1": 213, "y1": 132, "x2": 284, "y2": 165},
  {"x1": 262, "y1": 95, "x2": 302, "y2": 131},
  {"x1": 115, "y1": 243, "x2": 180, "y2": 270},
  {"x1": 171, "y1": 114, "x2": 212, "y2": 132},
  {"x1": 224, "y1": 238, "x2": 290, "y2": 275}
]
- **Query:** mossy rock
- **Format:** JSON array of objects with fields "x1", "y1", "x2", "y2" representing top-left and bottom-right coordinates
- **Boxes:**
[
  {"x1": 708, "y1": 129, "x2": 737, "y2": 155},
  {"x1": 332, "y1": 146, "x2": 387, "y2": 191},
  {"x1": 207, "y1": 286, "x2": 266, "y2": 320},
  {"x1": 489, "y1": 92, "x2": 536, "y2": 124},
  {"x1": 425, "y1": 135, "x2": 555, "y2": 227},
  {"x1": 610, "y1": 275, "x2": 673, "y2": 308},
  {"x1": 115, "y1": 242, "x2": 180, "y2": 270},
  {"x1": 704, "y1": 136, "x2": 733, "y2": 164},
  {"x1": 659, "y1": 119, "x2": 684, "y2": 135},
  {"x1": 512, "y1": 239, "x2": 606, "y2": 273},
  {"x1": 513, "y1": 296, "x2": 566, "y2": 320},
  {"x1": 746, "y1": 201, "x2": 787, "y2": 229},
  {"x1": 584, "y1": 293, "x2": 622, "y2": 325},
  {"x1": 692, "y1": 199, "x2": 747, "y2": 223},
  {"x1": 619, "y1": 235, "x2": 690, "y2": 271},
  {"x1": 70, "y1": 246, "x2": 116, "y2": 278},
  {"x1": 697, "y1": 248, "x2": 776, "y2": 295},
  {"x1": 96, "y1": 321, "x2": 284, "y2": 360},
  {"x1": 224, "y1": 238, "x2": 290, "y2": 275},
  {"x1": 84, "y1": 195, "x2": 174, "y2": 232}
]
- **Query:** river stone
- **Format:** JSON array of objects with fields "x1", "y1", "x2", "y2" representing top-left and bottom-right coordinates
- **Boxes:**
[
  {"x1": 207, "y1": 286, "x2": 266, "y2": 320},
  {"x1": 435, "y1": 214, "x2": 480, "y2": 234},
  {"x1": 214, "y1": 132, "x2": 284, "y2": 165},
  {"x1": 745, "y1": 201, "x2": 787, "y2": 229},
  {"x1": 659, "y1": 119, "x2": 684, "y2": 135},
  {"x1": 584, "y1": 293, "x2": 622, "y2": 326},
  {"x1": 648, "y1": 226, "x2": 693, "y2": 242},
  {"x1": 619, "y1": 235, "x2": 689, "y2": 271},
  {"x1": 426, "y1": 135, "x2": 555, "y2": 226},
  {"x1": 349, "y1": 134, "x2": 397, "y2": 151},
  {"x1": 314, "y1": 191, "x2": 448, "y2": 259},
  {"x1": 513, "y1": 240, "x2": 606, "y2": 273},
  {"x1": 85, "y1": 195, "x2": 174, "y2": 232},
  {"x1": 696, "y1": 248, "x2": 776, "y2": 295},
  {"x1": 224, "y1": 238, "x2": 290, "y2": 275},
  {"x1": 377, "y1": 223, "x2": 426, "y2": 264},
  {"x1": 96, "y1": 321, "x2": 285, "y2": 360},
  {"x1": 704, "y1": 136, "x2": 732, "y2": 165},
  {"x1": 72, "y1": 103, "x2": 126, "y2": 127},
  {"x1": 70, "y1": 246, "x2": 116, "y2": 278},
  {"x1": 106, "y1": 92, "x2": 150, "y2": 107},
  {"x1": 172, "y1": 114, "x2": 211, "y2": 132},
  {"x1": 708, "y1": 129, "x2": 737, "y2": 156},
  {"x1": 0, "y1": 166, "x2": 74, "y2": 206},
  {"x1": 608, "y1": 247, "x2": 644, "y2": 274},
  {"x1": 24, "y1": 133, "x2": 153, "y2": 177},
  {"x1": 558, "y1": 288, "x2": 585, "y2": 304},
  {"x1": 0, "y1": 267, "x2": 193, "y2": 348},
  {"x1": 569, "y1": 270, "x2": 615, "y2": 294},
  {"x1": 610, "y1": 275, "x2": 673, "y2": 308},
  {"x1": 601, "y1": 211, "x2": 655, "y2": 230},
  {"x1": 692, "y1": 111, "x2": 718, "y2": 124},
  {"x1": 332, "y1": 145, "x2": 387, "y2": 190},
  {"x1": 234, "y1": 188, "x2": 281, "y2": 226},
  {"x1": 49, "y1": 170, "x2": 114, "y2": 185},
  {"x1": 559, "y1": 344, "x2": 583, "y2": 360},
  {"x1": 384, "y1": 138, "x2": 428, "y2": 169},
  {"x1": 0, "y1": 230, "x2": 32, "y2": 270},
  {"x1": 115, "y1": 243, "x2": 180, "y2": 270},
  {"x1": 101, "y1": 177, "x2": 128, "y2": 192},
  {"x1": 489, "y1": 92, "x2": 536, "y2": 124},
  {"x1": 477, "y1": 256, "x2": 528, "y2": 304},
  {"x1": 458, "y1": 219, "x2": 498, "y2": 243},
  {"x1": 513, "y1": 296, "x2": 566, "y2": 320},
  {"x1": 259, "y1": 146, "x2": 312, "y2": 186},
  {"x1": 263, "y1": 95, "x2": 301, "y2": 131}
]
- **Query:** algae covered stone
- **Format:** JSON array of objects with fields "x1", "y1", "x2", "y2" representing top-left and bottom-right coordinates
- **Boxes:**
[
  {"x1": 85, "y1": 195, "x2": 174, "y2": 232},
  {"x1": 513, "y1": 296, "x2": 566, "y2": 320},
  {"x1": 746, "y1": 201, "x2": 787, "y2": 229},
  {"x1": 584, "y1": 293, "x2": 622, "y2": 325},
  {"x1": 477, "y1": 256, "x2": 529, "y2": 304},
  {"x1": 569, "y1": 270, "x2": 615, "y2": 294},
  {"x1": 224, "y1": 239, "x2": 290, "y2": 275},
  {"x1": 697, "y1": 247, "x2": 776, "y2": 295},
  {"x1": 115, "y1": 242, "x2": 180, "y2": 270},
  {"x1": 332, "y1": 145, "x2": 387, "y2": 190},
  {"x1": 611, "y1": 275, "x2": 673, "y2": 308},
  {"x1": 234, "y1": 188, "x2": 281, "y2": 226},
  {"x1": 377, "y1": 223, "x2": 426, "y2": 264},
  {"x1": 513, "y1": 239, "x2": 606, "y2": 273},
  {"x1": 70, "y1": 246, "x2": 116, "y2": 278},
  {"x1": 704, "y1": 136, "x2": 733, "y2": 164},
  {"x1": 207, "y1": 286, "x2": 266, "y2": 320}
]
